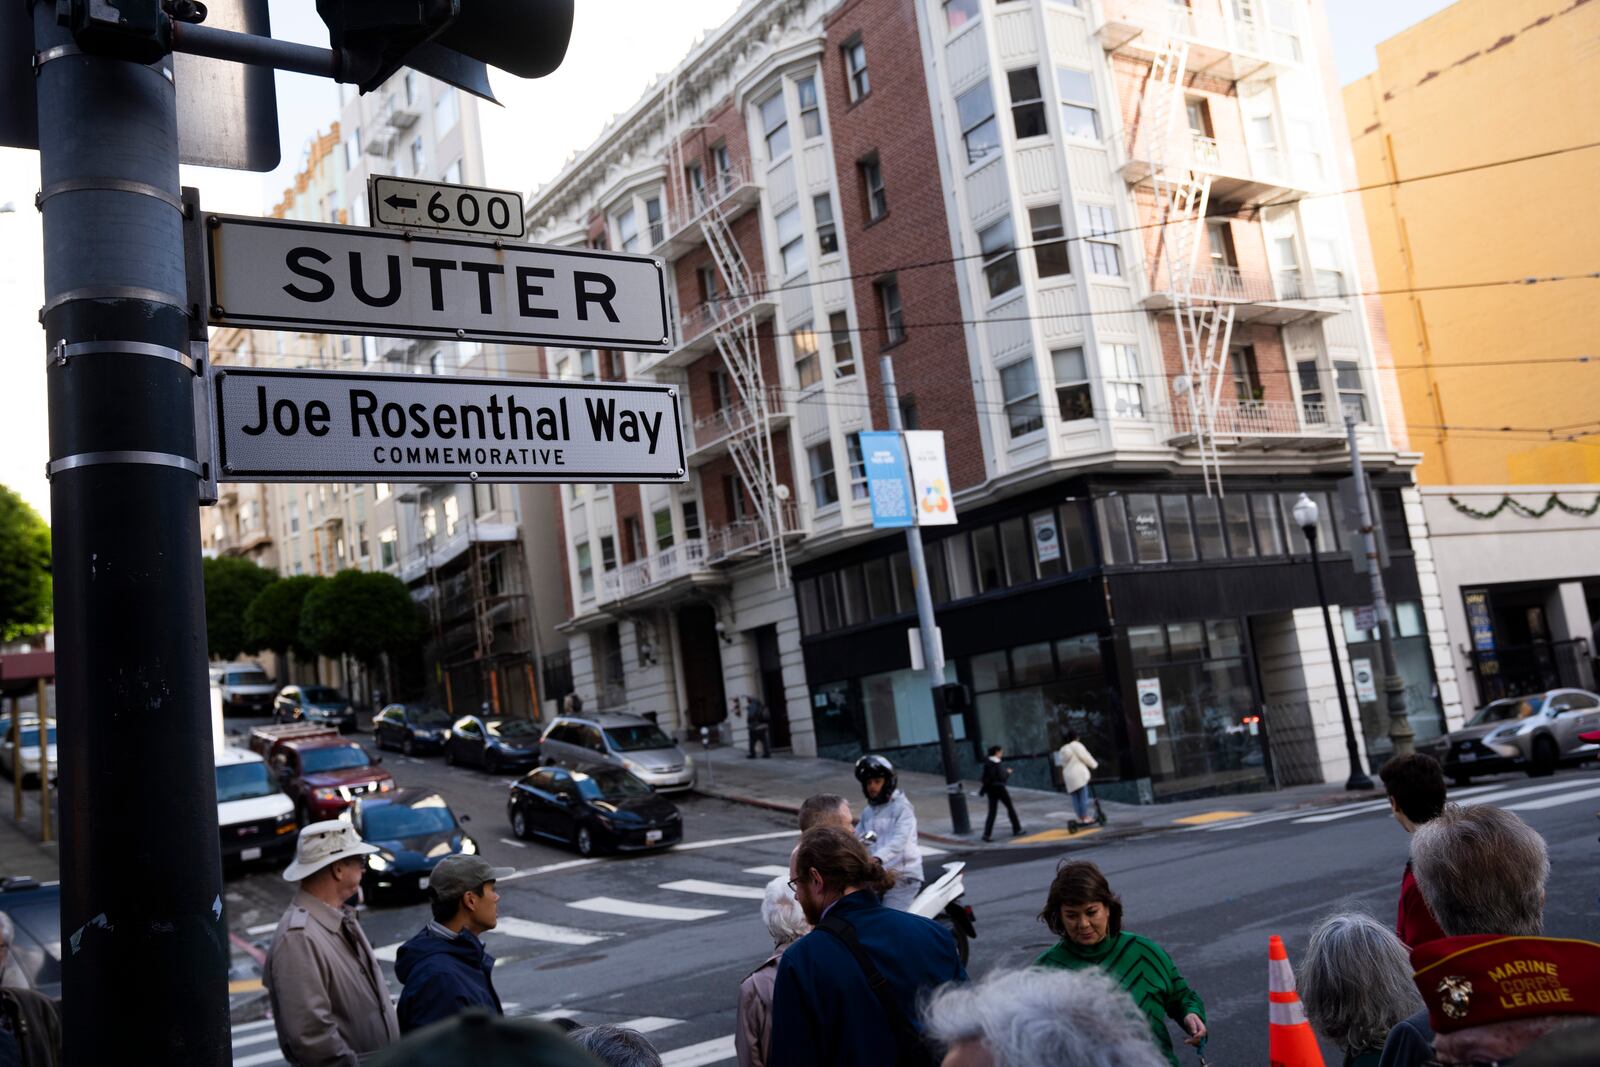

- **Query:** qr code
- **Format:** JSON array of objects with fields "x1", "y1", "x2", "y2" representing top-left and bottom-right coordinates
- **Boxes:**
[{"x1": 873, "y1": 479, "x2": 907, "y2": 516}]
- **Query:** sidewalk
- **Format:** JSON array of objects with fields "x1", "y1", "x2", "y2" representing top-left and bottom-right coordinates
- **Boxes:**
[
  {"x1": 693, "y1": 749, "x2": 1384, "y2": 847},
  {"x1": 0, "y1": 792, "x2": 58, "y2": 883}
]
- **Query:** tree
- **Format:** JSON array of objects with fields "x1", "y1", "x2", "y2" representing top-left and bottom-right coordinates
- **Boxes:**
[
  {"x1": 201, "y1": 556, "x2": 276, "y2": 662},
  {"x1": 0, "y1": 485, "x2": 51, "y2": 642},
  {"x1": 243, "y1": 575, "x2": 324, "y2": 664},
  {"x1": 300, "y1": 569, "x2": 424, "y2": 669}
]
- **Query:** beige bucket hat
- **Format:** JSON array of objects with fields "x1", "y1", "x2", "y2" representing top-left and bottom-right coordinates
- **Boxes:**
[{"x1": 282, "y1": 819, "x2": 379, "y2": 882}]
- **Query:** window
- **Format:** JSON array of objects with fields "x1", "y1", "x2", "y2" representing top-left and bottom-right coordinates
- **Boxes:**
[
  {"x1": 1030, "y1": 205, "x2": 1071, "y2": 278},
  {"x1": 814, "y1": 194, "x2": 838, "y2": 255},
  {"x1": 434, "y1": 88, "x2": 459, "y2": 134},
  {"x1": 579, "y1": 349, "x2": 597, "y2": 380},
  {"x1": 1125, "y1": 494, "x2": 1165, "y2": 564},
  {"x1": 793, "y1": 323, "x2": 821, "y2": 388},
  {"x1": 379, "y1": 526, "x2": 396, "y2": 567},
  {"x1": 685, "y1": 161, "x2": 706, "y2": 209},
  {"x1": 1297, "y1": 360, "x2": 1325, "y2": 421},
  {"x1": 843, "y1": 38, "x2": 870, "y2": 102},
  {"x1": 945, "y1": 0, "x2": 980, "y2": 30},
  {"x1": 1052, "y1": 346, "x2": 1093, "y2": 421},
  {"x1": 1056, "y1": 68, "x2": 1100, "y2": 139},
  {"x1": 713, "y1": 143, "x2": 732, "y2": 183},
  {"x1": 760, "y1": 92, "x2": 790, "y2": 161},
  {"x1": 599, "y1": 535, "x2": 617, "y2": 572},
  {"x1": 444, "y1": 494, "x2": 460, "y2": 537},
  {"x1": 860, "y1": 156, "x2": 887, "y2": 221},
  {"x1": 999, "y1": 517, "x2": 1033, "y2": 585},
  {"x1": 654, "y1": 507, "x2": 675, "y2": 551},
  {"x1": 972, "y1": 526, "x2": 1004, "y2": 592},
  {"x1": 1080, "y1": 204, "x2": 1121, "y2": 275},
  {"x1": 288, "y1": 499, "x2": 300, "y2": 534},
  {"x1": 956, "y1": 82, "x2": 1000, "y2": 165},
  {"x1": 1335, "y1": 360, "x2": 1368, "y2": 423},
  {"x1": 877, "y1": 278, "x2": 904, "y2": 345},
  {"x1": 979, "y1": 216, "x2": 1021, "y2": 298},
  {"x1": 443, "y1": 160, "x2": 462, "y2": 186},
  {"x1": 830, "y1": 312, "x2": 857, "y2": 378},
  {"x1": 375, "y1": 482, "x2": 391, "y2": 502},
  {"x1": 616, "y1": 205, "x2": 639, "y2": 252},
  {"x1": 1161, "y1": 495, "x2": 1197, "y2": 562},
  {"x1": 1251, "y1": 493, "x2": 1284, "y2": 555},
  {"x1": 1207, "y1": 220, "x2": 1238, "y2": 270},
  {"x1": 575, "y1": 542, "x2": 594, "y2": 596},
  {"x1": 1192, "y1": 496, "x2": 1227, "y2": 559},
  {"x1": 344, "y1": 128, "x2": 360, "y2": 170},
  {"x1": 473, "y1": 482, "x2": 496, "y2": 517},
  {"x1": 845, "y1": 434, "x2": 869, "y2": 501},
  {"x1": 710, "y1": 368, "x2": 734, "y2": 412},
  {"x1": 797, "y1": 76, "x2": 822, "y2": 138},
  {"x1": 776, "y1": 205, "x2": 806, "y2": 275},
  {"x1": 808, "y1": 442, "x2": 839, "y2": 508},
  {"x1": 1231, "y1": 344, "x2": 1262, "y2": 402},
  {"x1": 1105, "y1": 344, "x2": 1144, "y2": 417},
  {"x1": 1186, "y1": 96, "x2": 1214, "y2": 137},
  {"x1": 645, "y1": 197, "x2": 664, "y2": 246},
  {"x1": 999, "y1": 358, "x2": 1043, "y2": 438},
  {"x1": 696, "y1": 264, "x2": 720, "y2": 307},
  {"x1": 410, "y1": 137, "x2": 425, "y2": 175},
  {"x1": 1008, "y1": 68, "x2": 1048, "y2": 139},
  {"x1": 682, "y1": 500, "x2": 702, "y2": 540}
]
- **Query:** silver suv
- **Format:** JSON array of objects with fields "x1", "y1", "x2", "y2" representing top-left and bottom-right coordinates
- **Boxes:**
[
  {"x1": 538, "y1": 714, "x2": 696, "y2": 793},
  {"x1": 1423, "y1": 688, "x2": 1600, "y2": 781}
]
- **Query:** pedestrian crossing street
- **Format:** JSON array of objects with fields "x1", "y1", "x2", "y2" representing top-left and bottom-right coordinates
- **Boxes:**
[{"x1": 1179, "y1": 772, "x2": 1600, "y2": 834}]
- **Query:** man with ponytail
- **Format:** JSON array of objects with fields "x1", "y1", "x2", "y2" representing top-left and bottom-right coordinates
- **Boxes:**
[{"x1": 768, "y1": 827, "x2": 966, "y2": 1067}]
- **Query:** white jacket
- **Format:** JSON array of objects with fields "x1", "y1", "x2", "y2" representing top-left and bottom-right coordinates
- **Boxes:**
[
  {"x1": 1057, "y1": 740, "x2": 1098, "y2": 794},
  {"x1": 856, "y1": 789, "x2": 923, "y2": 883}
]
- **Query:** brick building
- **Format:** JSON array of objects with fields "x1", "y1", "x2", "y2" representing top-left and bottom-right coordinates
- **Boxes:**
[{"x1": 526, "y1": 0, "x2": 1462, "y2": 800}]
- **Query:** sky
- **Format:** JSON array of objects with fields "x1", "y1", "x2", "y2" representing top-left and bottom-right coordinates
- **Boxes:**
[{"x1": 0, "y1": 0, "x2": 1454, "y2": 524}]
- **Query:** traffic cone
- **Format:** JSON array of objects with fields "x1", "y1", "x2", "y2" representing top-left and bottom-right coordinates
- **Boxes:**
[{"x1": 1268, "y1": 935, "x2": 1325, "y2": 1067}]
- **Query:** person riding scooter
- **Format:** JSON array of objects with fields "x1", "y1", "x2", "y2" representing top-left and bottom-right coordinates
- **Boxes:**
[{"x1": 854, "y1": 755, "x2": 923, "y2": 910}]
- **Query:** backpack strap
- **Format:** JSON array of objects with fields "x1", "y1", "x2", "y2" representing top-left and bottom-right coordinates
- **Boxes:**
[{"x1": 817, "y1": 911, "x2": 936, "y2": 1067}]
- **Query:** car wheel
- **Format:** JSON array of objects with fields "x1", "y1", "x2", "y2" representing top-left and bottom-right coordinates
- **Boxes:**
[
  {"x1": 511, "y1": 808, "x2": 531, "y2": 841},
  {"x1": 1451, "y1": 772, "x2": 1472, "y2": 787},
  {"x1": 485, "y1": 750, "x2": 501, "y2": 775},
  {"x1": 574, "y1": 824, "x2": 597, "y2": 858},
  {"x1": 937, "y1": 914, "x2": 970, "y2": 967},
  {"x1": 1528, "y1": 735, "x2": 1559, "y2": 777},
  {"x1": 402, "y1": 735, "x2": 415, "y2": 758},
  {"x1": 446, "y1": 744, "x2": 458, "y2": 766}
]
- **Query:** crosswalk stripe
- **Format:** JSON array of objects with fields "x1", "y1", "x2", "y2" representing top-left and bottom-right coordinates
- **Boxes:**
[
  {"x1": 1293, "y1": 800, "x2": 1398, "y2": 823},
  {"x1": 660, "y1": 879, "x2": 767, "y2": 900},
  {"x1": 617, "y1": 1016, "x2": 685, "y2": 1035},
  {"x1": 489, "y1": 916, "x2": 614, "y2": 946},
  {"x1": 1196, "y1": 781, "x2": 1547, "y2": 832},
  {"x1": 244, "y1": 922, "x2": 278, "y2": 936},
  {"x1": 231, "y1": 1020, "x2": 276, "y2": 1035},
  {"x1": 231, "y1": 1030, "x2": 278, "y2": 1050},
  {"x1": 233, "y1": 1049, "x2": 285, "y2": 1067},
  {"x1": 499, "y1": 837, "x2": 528, "y2": 849},
  {"x1": 744, "y1": 865, "x2": 790, "y2": 878},
  {"x1": 920, "y1": 844, "x2": 948, "y2": 856},
  {"x1": 1502, "y1": 784, "x2": 1600, "y2": 811},
  {"x1": 567, "y1": 896, "x2": 726, "y2": 921},
  {"x1": 374, "y1": 942, "x2": 401, "y2": 963},
  {"x1": 661, "y1": 1034, "x2": 737, "y2": 1066},
  {"x1": 1458, "y1": 779, "x2": 1599, "y2": 807},
  {"x1": 671, "y1": 830, "x2": 798, "y2": 852},
  {"x1": 499, "y1": 857, "x2": 601, "y2": 883}
]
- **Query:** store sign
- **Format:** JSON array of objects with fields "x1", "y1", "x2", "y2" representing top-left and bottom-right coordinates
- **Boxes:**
[
  {"x1": 859, "y1": 431, "x2": 914, "y2": 529},
  {"x1": 1464, "y1": 589, "x2": 1496, "y2": 652},
  {"x1": 905, "y1": 430, "x2": 957, "y2": 526},
  {"x1": 1353, "y1": 604, "x2": 1379, "y2": 633},
  {"x1": 1352, "y1": 658, "x2": 1378, "y2": 703},
  {"x1": 1136, "y1": 677, "x2": 1166, "y2": 729},
  {"x1": 1032, "y1": 511, "x2": 1061, "y2": 563}
]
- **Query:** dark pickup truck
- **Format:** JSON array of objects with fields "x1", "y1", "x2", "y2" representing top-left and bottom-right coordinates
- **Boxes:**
[{"x1": 250, "y1": 724, "x2": 394, "y2": 822}]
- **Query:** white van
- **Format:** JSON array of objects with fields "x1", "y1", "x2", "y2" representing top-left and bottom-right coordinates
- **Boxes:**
[{"x1": 213, "y1": 684, "x2": 296, "y2": 865}]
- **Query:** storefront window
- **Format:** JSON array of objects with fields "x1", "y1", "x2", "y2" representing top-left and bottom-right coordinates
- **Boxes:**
[
  {"x1": 946, "y1": 535, "x2": 976, "y2": 599},
  {"x1": 840, "y1": 565, "x2": 868, "y2": 626},
  {"x1": 1000, "y1": 517, "x2": 1033, "y2": 585},
  {"x1": 1096, "y1": 497, "x2": 1132, "y2": 565},
  {"x1": 972, "y1": 526, "x2": 1004, "y2": 592},
  {"x1": 798, "y1": 578, "x2": 822, "y2": 635},
  {"x1": 1192, "y1": 496, "x2": 1227, "y2": 560},
  {"x1": 812, "y1": 680, "x2": 857, "y2": 751},
  {"x1": 1061, "y1": 501, "x2": 1091, "y2": 569},
  {"x1": 1011, "y1": 641, "x2": 1054, "y2": 684},
  {"x1": 818, "y1": 572, "x2": 842, "y2": 630},
  {"x1": 1251, "y1": 494, "x2": 1283, "y2": 556},
  {"x1": 861, "y1": 663, "x2": 960, "y2": 748},
  {"x1": 1225, "y1": 495, "x2": 1256, "y2": 557},
  {"x1": 1342, "y1": 600, "x2": 1445, "y2": 759},
  {"x1": 927, "y1": 541, "x2": 952, "y2": 604},
  {"x1": 968, "y1": 633, "x2": 1120, "y2": 777},
  {"x1": 1126, "y1": 494, "x2": 1165, "y2": 563},
  {"x1": 863, "y1": 558, "x2": 895, "y2": 618},
  {"x1": 1161, "y1": 496, "x2": 1197, "y2": 562}
]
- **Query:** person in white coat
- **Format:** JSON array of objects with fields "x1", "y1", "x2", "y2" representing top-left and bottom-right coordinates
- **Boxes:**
[
  {"x1": 1057, "y1": 730, "x2": 1099, "y2": 823},
  {"x1": 852, "y1": 755, "x2": 923, "y2": 910}
]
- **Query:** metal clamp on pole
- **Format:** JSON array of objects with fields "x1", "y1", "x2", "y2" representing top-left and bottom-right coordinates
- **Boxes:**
[
  {"x1": 31, "y1": 42, "x2": 84, "y2": 71},
  {"x1": 37, "y1": 178, "x2": 187, "y2": 215},
  {"x1": 47, "y1": 339, "x2": 201, "y2": 373},
  {"x1": 46, "y1": 450, "x2": 204, "y2": 480}
]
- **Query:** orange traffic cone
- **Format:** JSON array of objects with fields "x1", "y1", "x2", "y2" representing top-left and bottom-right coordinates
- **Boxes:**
[{"x1": 1268, "y1": 935, "x2": 1326, "y2": 1067}]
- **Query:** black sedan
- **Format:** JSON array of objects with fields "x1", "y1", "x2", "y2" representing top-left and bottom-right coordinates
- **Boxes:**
[
  {"x1": 348, "y1": 789, "x2": 480, "y2": 903},
  {"x1": 373, "y1": 703, "x2": 453, "y2": 756},
  {"x1": 507, "y1": 764, "x2": 682, "y2": 857},
  {"x1": 446, "y1": 714, "x2": 541, "y2": 774}
]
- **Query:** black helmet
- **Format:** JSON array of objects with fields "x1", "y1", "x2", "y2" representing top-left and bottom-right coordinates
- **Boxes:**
[{"x1": 854, "y1": 754, "x2": 897, "y2": 805}]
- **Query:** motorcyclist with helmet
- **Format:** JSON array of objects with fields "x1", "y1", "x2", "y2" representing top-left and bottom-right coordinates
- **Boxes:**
[{"x1": 853, "y1": 755, "x2": 923, "y2": 910}]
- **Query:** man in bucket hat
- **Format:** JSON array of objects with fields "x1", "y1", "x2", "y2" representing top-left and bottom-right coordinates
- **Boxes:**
[{"x1": 265, "y1": 819, "x2": 400, "y2": 1066}]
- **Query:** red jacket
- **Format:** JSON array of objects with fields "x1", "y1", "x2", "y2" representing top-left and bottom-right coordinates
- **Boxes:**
[{"x1": 1398, "y1": 861, "x2": 1447, "y2": 948}]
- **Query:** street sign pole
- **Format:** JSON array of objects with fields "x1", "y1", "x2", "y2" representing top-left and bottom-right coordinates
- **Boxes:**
[
  {"x1": 880, "y1": 356, "x2": 971, "y2": 836},
  {"x1": 31, "y1": 7, "x2": 229, "y2": 1064}
]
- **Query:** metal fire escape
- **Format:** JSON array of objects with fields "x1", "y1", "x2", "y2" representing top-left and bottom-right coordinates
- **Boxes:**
[{"x1": 1146, "y1": 37, "x2": 1236, "y2": 496}]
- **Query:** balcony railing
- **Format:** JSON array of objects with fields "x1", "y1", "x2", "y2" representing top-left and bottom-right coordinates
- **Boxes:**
[
  {"x1": 1170, "y1": 398, "x2": 1343, "y2": 439},
  {"x1": 598, "y1": 539, "x2": 711, "y2": 604},
  {"x1": 707, "y1": 501, "x2": 799, "y2": 562},
  {"x1": 1099, "y1": 0, "x2": 1300, "y2": 64},
  {"x1": 661, "y1": 158, "x2": 755, "y2": 248},
  {"x1": 688, "y1": 386, "x2": 788, "y2": 455},
  {"x1": 1148, "y1": 265, "x2": 1346, "y2": 308}
]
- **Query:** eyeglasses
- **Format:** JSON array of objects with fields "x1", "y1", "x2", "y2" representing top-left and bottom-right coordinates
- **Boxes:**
[{"x1": 786, "y1": 878, "x2": 800, "y2": 893}]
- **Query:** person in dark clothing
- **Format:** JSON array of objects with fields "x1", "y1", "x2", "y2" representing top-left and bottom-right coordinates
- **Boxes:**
[
  {"x1": 979, "y1": 746, "x2": 1022, "y2": 842},
  {"x1": 1377, "y1": 754, "x2": 1447, "y2": 949},
  {"x1": 743, "y1": 697, "x2": 771, "y2": 759},
  {"x1": 395, "y1": 855, "x2": 516, "y2": 1034},
  {"x1": 768, "y1": 827, "x2": 966, "y2": 1067},
  {"x1": 0, "y1": 988, "x2": 60, "y2": 1067}
]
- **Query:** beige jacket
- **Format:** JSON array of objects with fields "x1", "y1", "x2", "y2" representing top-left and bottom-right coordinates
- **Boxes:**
[
  {"x1": 1057, "y1": 740, "x2": 1098, "y2": 794},
  {"x1": 735, "y1": 942, "x2": 792, "y2": 1067},
  {"x1": 264, "y1": 889, "x2": 400, "y2": 1066}
]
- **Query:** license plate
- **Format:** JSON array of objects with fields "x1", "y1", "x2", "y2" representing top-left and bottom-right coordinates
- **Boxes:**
[
  {"x1": 645, "y1": 830, "x2": 663, "y2": 844},
  {"x1": 1459, "y1": 752, "x2": 1477, "y2": 761},
  {"x1": 418, "y1": 876, "x2": 429, "y2": 890},
  {"x1": 241, "y1": 847, "x2": 262, "y2": 861}
]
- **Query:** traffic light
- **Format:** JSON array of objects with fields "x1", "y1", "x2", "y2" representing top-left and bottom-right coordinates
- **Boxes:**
[
  {"x1": 59, "y1": 0, "x2": 171, "y2": 64},
  {"x1": 316, "y1": 0, "x2": 575, "y2": 99}
]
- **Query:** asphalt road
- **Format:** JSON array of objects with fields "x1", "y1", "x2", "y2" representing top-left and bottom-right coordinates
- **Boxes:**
[{"x1": 223, "y1": 720, "x2": 1600, "y2": 1067}]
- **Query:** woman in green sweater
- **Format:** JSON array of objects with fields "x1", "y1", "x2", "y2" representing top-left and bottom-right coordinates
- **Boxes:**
[{"x1": 1034, "y1": 861, "x2": 1208, "y2": 1067}]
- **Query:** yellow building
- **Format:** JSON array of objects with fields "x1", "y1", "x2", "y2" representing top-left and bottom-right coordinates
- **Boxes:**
[{"x1": 1344, "y1": 0, "x2": 1600, "y2": 710}]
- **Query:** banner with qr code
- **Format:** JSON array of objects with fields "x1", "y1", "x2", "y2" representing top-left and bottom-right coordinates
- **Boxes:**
[{"x1": 859, "y1": 431, "x2": 915, "y2": 529}]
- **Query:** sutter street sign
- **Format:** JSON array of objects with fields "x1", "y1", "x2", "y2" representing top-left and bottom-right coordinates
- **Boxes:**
[
  {"x1": 204, "y1": 213, "x2": 671, "y2": 351},
  {"x1": 212, "y1": 367, "x2": 686, "y2": 484}
]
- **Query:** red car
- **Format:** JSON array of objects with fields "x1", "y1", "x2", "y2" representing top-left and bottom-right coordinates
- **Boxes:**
[{"x1": 267, "y1": 735, "x2": 395, "y2": 822}]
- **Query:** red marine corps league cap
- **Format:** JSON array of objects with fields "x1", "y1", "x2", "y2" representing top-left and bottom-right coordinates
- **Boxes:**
[{"x1": 1411, "y1": 935, "x2": 1600, "y2": 1034}]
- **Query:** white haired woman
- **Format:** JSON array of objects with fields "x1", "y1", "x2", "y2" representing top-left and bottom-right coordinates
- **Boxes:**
[
  {"x1": 1298, "y1": 912, "x2": 1424, "y2": 1067},
  {"x1": 735, "y1": 874, "x2": 812, "y2": 1067}
]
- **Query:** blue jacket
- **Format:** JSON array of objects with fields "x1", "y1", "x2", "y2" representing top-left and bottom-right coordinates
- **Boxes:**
[
  {"x1": 394, "y1": 925, "x2": 502, "y2": 1034},
  {"x1": 768, "y1": 891, "x2": 966, "y2": 1067}
]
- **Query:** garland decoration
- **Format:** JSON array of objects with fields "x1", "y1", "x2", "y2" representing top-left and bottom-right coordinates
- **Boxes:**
[{"x1": 1446, "y1": 493, "x2": 1600, "y2": 520}]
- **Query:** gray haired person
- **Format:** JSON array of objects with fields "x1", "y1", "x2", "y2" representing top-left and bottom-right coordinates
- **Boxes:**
[
  {"x1": 1299, "y1": 913, "x2": 1422, "y2": 1067},
  {"x1": 736, "y1": 875, "x2": 812, "y2": 1067},
  {"x1": 568, "y1": 1025, "x2": 662, "y2": 1067},
  {"x1": 925, "y1": 967, "x2": 1168, "y2": 1067}
]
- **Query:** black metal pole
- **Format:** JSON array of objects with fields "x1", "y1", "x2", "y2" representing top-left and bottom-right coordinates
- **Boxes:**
[
  {"x1": 32, "y1": 9, "x2": 229, "y2": 1065},
  {"x1": 1306, "y1": 527, "x2": 1374, "y2": 790}
]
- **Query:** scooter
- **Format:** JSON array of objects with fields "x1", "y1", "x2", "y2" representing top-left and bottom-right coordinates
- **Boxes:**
[
  {"x1": 1067, "y1": 788, "x2": 1108, "y2": 834},
  {"x1": 909, "y1": 861, "x2": 978, "y2": 965}
]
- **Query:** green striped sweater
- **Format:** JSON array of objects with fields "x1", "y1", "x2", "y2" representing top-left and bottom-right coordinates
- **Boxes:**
[{"x1": 1036, "y1": 931, "x2": 1206, "y2": 1067}]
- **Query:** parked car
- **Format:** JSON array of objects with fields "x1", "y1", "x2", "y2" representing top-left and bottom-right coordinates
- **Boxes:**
[
  {"x1": 348, "y1": 789, "x2": 479, "y2": 903},
  {"x1": 445, "y1": 714, "x2": 541, "y2": 774},
  {"x1": 507, "y1": 763, "x2": 682, "y2": 857},
  {"x1": 264, "y1": 734, "x2": 394, "y2": 821},
  {"x1": 0, "y1": 717, "x2": 56, "y2": 786},
  {"x1": 373, "y1": 703, "x2": 453, "y2": 756},
  {"x1": 274, "y1": 685, "x2": 356, "y2": 733},
  {"x1": 218, "y1": 665, "x2": 278, "y2": 716},
  {"x1": 1421, "y1": 688, "x2": 1600, "y2": 782},
  {"x1": 537, "y1": 714, "x2": 695, "y2": 793},
  {"x1": 215, "y1": 746, "x2": 298, "y2": 868},
  {"x1": 0, "y1": 877, "x2": 60, "y2": 997}
]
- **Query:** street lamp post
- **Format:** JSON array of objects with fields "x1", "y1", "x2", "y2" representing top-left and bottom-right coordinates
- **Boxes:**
[{"x1": 1294, "y1": 493, "x2": 1374, "y2": 791}]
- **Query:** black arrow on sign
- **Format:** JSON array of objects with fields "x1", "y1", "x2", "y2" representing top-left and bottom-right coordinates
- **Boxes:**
[{"x1": 384, "y1": 193, "x2": 418, "y2": 211}]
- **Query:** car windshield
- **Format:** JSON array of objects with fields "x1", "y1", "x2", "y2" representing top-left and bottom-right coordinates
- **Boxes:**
[
  {"x1": 1470, "y1": 697, "x2": 1542, "y2": 726},
  {"x1": 362, "y1": 800, "x2": 456, "y2": 839},
  {"x1": 603, "y1": 724, "x2": 676, "y2": 752},
  {"x1": 301, "y1": 687, "x2": 343, "y2": 704},
  {"x1": 410, "y1": 707, "x2": 451, "y2": 726},
  {"x1": 488, "y1": 719, "x2": 540, "y2": 740},
  {"x1": 299, "y1": 745, "x2": 371, "y2": 773},
  {"x1": 574, "y1": 768, "x2": 654, "y2": 799},
  {"x1": 216, "y1": 762, "x2": 276, "y2": 802},
  {"x1": 227, "y1": 670, "x2": 271, "y2": 686}
]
